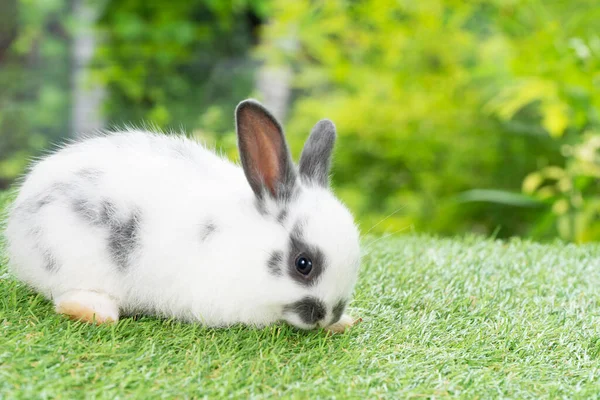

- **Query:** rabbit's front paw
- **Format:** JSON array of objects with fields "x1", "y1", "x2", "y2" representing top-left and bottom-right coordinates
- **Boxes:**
[{"x1": 325, "y1": 314, "x2": 361, "y2": 333}]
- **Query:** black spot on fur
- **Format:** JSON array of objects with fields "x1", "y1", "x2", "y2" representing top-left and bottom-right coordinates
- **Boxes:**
[
  {"x1": 108, "y1": 209, "x2": 141, "y2": 271},
  {"x1": 286, "y1": 221, "x2": 325, "y2": 286},
  {"x1": 331, "y1": 300, "x2": 346, "y2": 325},
  {"x1": 98, "y1": 201, "x2": 118, "y2": 225},
  {"x1": 284, "y1": 297, "x2": 326, "y2": 325},
  {"x1": 43, "y1": 251, "x2": 58, "y2": 273},
  {"x1": 72, "y1": 199, "x2": 117, "y2": 227},
  {"x1": 26, "y1": 184, "x2": 70, "y2": 214},
  {"x1": 18, "y1": 182, "x2": 77, "y2": 215},
  {"x1": 200, "y1": 221, "x2": 218, "y2": 242},
  {"x1": 277, "y1": 208, "x2": 288, "y2": 224},
  {"x1": 72, "y1": 198, "x2": 96, "y2": 223},
  {"x1": 71, "y1": 198, "x2": 139, "y2": 270},
  {"x1": 267, "y1": 251, "x2": 284, "y2": 276}
]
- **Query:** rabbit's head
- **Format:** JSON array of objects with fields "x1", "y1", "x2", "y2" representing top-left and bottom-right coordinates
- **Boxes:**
[{"x1": 236, "y1": 100, "x2": 360, "y2": 329}]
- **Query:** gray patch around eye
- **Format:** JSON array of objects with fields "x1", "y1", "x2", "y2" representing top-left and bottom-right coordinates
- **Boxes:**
[
  {"x1": 286, "y1": 221, "x2": 325, "y2": 287},
  {"x1": 284, "y1": 296, "x2": 326, "y2": 325},
  {"x1": 331, "y1": 300, "x2": 347, "y2": 325},
  {"x1": 267, "y1": 251, "x2": 284, "y2": 276},
  {"x1": 200, "y1": 221, "x2": 218, "y2": 242},
  {"x1": 108, "y1": 209, "x2": 141, "y2": 271}
]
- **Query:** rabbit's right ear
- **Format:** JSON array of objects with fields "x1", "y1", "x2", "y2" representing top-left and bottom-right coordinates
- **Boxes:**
[
  {"x1": 299, "y1": 119, "x2": 336, "y2": 187},
  {"x1": 235, "y1": 100, "x2": 297, "y2": 201}
]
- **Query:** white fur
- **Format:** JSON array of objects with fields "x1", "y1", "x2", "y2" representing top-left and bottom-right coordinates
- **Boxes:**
[{"x1": 3, "y1": 129, "x2": 360, "y2": 329}]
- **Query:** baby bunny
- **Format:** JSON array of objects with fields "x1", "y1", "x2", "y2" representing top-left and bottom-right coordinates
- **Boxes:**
[{"x1": 3, "y1": 100, "x2": 361, "y2": 332}]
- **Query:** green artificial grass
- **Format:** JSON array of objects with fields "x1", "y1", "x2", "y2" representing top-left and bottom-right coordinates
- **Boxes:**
[{"x1": 2, "y1": 194, "x2": 600, "y2": 399}]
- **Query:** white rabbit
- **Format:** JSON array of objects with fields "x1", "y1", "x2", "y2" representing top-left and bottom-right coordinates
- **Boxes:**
[{"x1": 3, "y1": 100, "x2": 361, "y2": 332}]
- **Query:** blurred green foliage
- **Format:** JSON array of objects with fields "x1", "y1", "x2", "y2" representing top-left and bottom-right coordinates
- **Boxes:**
[
  {"x1": 0, "y1": 0, "x2": 71, "y2": 188},
  {"x1": 93, "y1": 0, "x2": 269, "y2": 134},
  {"x1": 259, "y1": 0, "x2": 600, "y2": 241},
  {"x1": 1, "y1": 0, "x2": 599, "y2": 242}
]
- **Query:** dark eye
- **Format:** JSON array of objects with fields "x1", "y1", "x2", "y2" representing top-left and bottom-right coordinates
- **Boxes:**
[{"x1": 295, "y1": 255, "x2": 313, "y2": 276}]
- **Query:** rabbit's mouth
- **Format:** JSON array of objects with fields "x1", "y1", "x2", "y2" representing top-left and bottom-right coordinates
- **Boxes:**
[{"x1": 282, "y1": 315, "x2": 322, "y2": 330}]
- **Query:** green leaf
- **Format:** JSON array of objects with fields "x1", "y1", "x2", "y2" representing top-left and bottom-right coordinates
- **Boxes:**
[{"x1": 541, "y1": 101, "x2": 569, "y2": 137}]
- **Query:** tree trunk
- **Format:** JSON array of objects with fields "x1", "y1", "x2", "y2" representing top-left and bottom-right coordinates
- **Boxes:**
[
  {"x1": 71, "y1": 0, "x2": 105, "y2": 137},
  {"x1": 256, "y1": 65, "x2": 292, "y2": 123}
]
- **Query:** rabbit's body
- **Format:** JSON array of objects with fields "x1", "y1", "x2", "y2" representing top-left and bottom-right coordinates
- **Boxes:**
[{"x1": 4, "y1": 100, "x2": 361, "y2": 331}]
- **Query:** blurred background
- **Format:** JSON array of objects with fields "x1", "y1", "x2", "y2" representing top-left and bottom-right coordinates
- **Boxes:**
[{"x1": 0, "y1": 0, "x2": 599, "y2": 242}]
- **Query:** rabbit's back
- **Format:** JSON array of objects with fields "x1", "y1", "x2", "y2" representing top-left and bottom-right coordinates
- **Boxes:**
[
  {"x1": 17, "y1": 130, "x2": 243, "y2": 199},
  {"x1": 4, "y1": 131, "x2": 251, "y2": 311}
]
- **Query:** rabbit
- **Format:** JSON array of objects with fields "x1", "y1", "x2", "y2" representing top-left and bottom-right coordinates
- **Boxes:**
[{"x1": 2, "y1": 99, "x2": 361, "y2": 333}]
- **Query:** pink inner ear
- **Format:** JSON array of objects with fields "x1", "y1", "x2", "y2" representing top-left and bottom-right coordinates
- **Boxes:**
[{"x1": 243, "y1": 111, "x2": 282, "y2": 196}]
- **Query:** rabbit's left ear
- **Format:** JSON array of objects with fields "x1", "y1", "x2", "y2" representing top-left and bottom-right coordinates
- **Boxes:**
[
  {"x1": 236, "y1": 99, "x2": 297, "y2": 201},
  {"x1": 299, "y1": 120, "x2": 336, "y2": 187}
]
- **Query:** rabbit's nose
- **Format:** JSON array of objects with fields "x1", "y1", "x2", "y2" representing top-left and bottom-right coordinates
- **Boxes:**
[
  {"x1": 284, "y1": 296, "x2": 326, "y2": 325},
  {"x1": 308, "y1": 304, "x2": 326, "y2": 325}
]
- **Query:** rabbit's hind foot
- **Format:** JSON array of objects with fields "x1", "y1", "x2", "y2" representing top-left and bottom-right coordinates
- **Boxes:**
[{"x1": 55, "y1": 290, "x2": 119, "y2": 324}]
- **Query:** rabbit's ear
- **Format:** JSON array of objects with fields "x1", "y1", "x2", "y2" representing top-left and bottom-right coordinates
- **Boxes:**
[
  {"x1": 299, "y1": 120, "x2": 336, "y2": 187},
  {"x1": 236, "y1": 100, "x2": 297, "y2": 201}
]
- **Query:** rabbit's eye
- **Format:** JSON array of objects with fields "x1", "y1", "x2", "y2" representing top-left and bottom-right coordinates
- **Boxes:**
[{"x1": 295, "y1": 255, "x2": 313, "y2": 276}]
